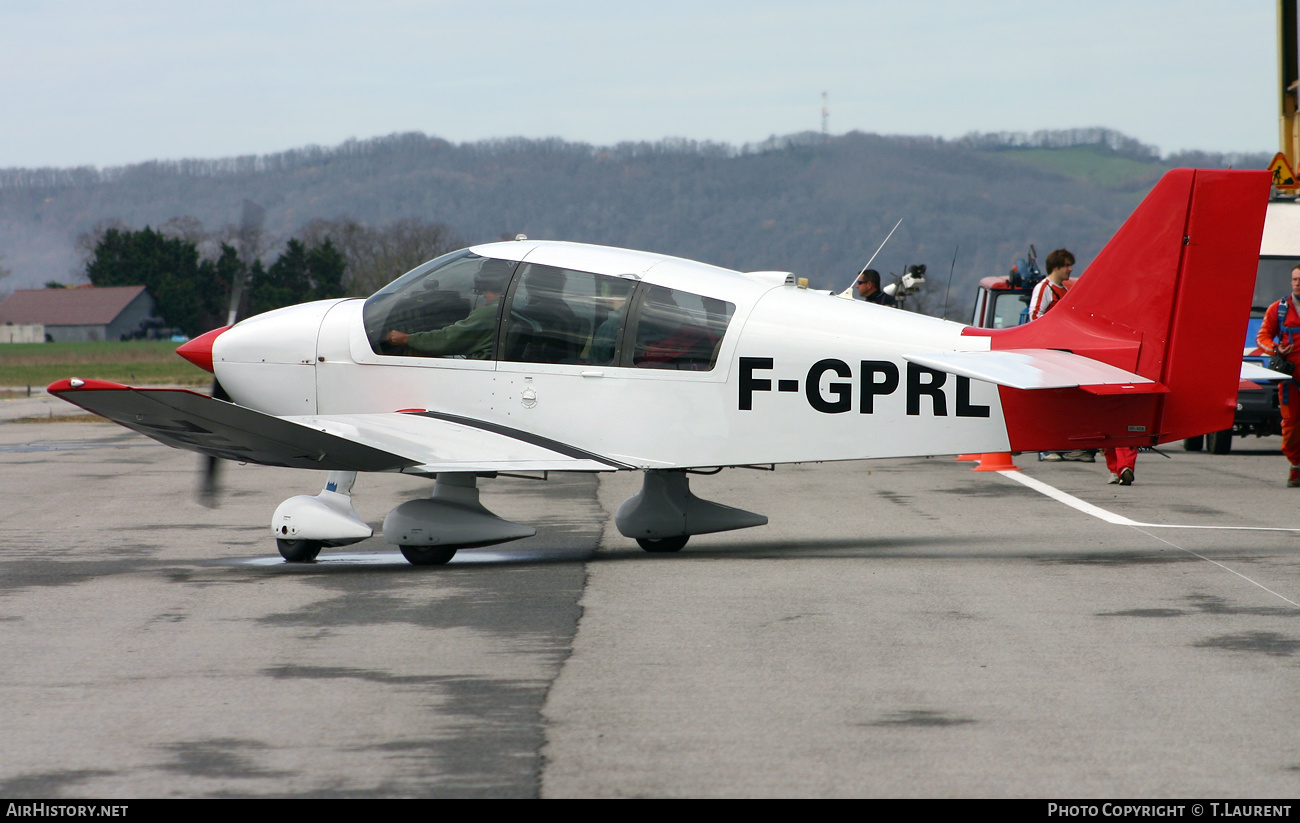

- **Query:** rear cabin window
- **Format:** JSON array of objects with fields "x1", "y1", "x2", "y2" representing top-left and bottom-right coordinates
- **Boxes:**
[
  {"x1": 363, "y1": 251, "x2": 516, "y2": 359},
  {"x1": 630, "y1": 286, "x2": 734, "y2": 371},
  {"x1": 501, "y1": 264, "x2": 637, "y2": 365}
]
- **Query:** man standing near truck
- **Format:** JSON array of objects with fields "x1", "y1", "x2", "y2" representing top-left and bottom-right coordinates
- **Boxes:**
[
  {"x1": 1028, "y1": 249, "x2": 1073, "y2": 321},
  {"x1": 1256, "y1": 264, "x2": 1300, "y2": 486}
]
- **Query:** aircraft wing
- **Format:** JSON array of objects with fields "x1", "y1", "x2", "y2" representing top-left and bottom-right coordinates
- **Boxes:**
[
  {"x1": 902, "y1": 349, "x2": 1166, "y2": 394},
  {"x1": 48, "y1": 380, "x2": 624, "y2": 473}
]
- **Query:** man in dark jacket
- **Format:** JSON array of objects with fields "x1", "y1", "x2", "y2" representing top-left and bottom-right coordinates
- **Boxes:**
[{"x1": 855, "y1": 269, "x2": 896, "y2": 307}]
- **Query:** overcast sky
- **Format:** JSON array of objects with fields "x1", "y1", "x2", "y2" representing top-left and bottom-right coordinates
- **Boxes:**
[{"x1": 0, "y1": 1, "x2": 1280, "y2": 169}]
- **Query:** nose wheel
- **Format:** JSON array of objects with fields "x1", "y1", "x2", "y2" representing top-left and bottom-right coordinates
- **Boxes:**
[
  {"x1": 277, "y1": 539, "x2": 323, "y2": 563},
  {"x1": 271, "y1": 471, "x2": 371, "y2": 564}
]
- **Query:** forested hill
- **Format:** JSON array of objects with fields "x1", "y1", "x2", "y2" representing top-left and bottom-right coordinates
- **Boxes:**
[{"x1": 0, "y1": 128, "x2": 1269, "y2": 318}]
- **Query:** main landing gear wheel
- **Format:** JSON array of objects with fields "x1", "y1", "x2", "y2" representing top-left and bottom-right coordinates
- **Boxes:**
[
  {"x1": 1183, "y1": 435, "x2": 1204, "y2": 452},
  {"x1": 636, "y1": 536, "x2": 689, "y2": 553},
  {"x1": 277, "y1": 539, "x2": 323, "y2": 563},
  {"x1": 1207, "y1": 429, "x2": 1233, "y2": 455},
  {"x1": 400, "y1": 545, "x2": 458, "y2": 566}
]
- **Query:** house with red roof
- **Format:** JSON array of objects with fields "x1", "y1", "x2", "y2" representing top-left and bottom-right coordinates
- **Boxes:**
[{"x1": 0, "y1": 286, "x2": 157, "y2": 342}]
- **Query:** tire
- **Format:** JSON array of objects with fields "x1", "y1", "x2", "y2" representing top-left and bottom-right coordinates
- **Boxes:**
[
  {"x1": 1207, "y1": 429, "x2": 1233, "y2": 455},
  {"x1": 1183, "y1": 435, "x2": 1204, "y2": 452},
  {"x1": 636, "y1": 535, "x2": 689, "y2": 553},
  {"x1": 277, "y1": 539, "x2": 323, "y2": 563},
  {"x1": 400, "y1": 545, "x2": 457, "y2": 565}
]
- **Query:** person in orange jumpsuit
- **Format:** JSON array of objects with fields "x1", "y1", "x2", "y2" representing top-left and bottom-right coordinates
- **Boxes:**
[
  {"x1": 1104, "y1": 445, "x2": 1138, "y2": 485},
  {"x1": 1255, "y1": 265, "x2": 1300, "y2": 486}
]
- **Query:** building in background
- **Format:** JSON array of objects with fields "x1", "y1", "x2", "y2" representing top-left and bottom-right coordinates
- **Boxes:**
[{"x1": 0, "y1": 286, "x2": 156, "y2": 342}]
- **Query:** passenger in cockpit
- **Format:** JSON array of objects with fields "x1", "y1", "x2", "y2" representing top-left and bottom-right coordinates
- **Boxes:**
[
  {"x1": 509, "y1": 267, "x2": 583, "y2": 363},
  {"x1": 589, "y1": 295, "x2": 628, "y2": 365}
]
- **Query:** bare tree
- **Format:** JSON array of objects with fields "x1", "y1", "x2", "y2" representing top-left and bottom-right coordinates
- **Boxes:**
[
  {"x1": 158, "y1": 215, "x2": 225, "y2": 261},
  {"x1": 298, "y1": 217, "x2": 463, "y2": 295},
  {"x1": 236, "y1": 200, "x2": 268, "y2": 264}
]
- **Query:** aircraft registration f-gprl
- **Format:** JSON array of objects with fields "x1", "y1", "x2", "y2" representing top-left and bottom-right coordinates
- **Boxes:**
[{"x1": 50, "y1": 169, "x2": 1270, "y2": 564}]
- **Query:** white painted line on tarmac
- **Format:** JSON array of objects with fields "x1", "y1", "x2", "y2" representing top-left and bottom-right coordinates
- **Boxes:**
[
  {"x1": 1001, "y1": 470, "x2": 1300, "y2": 532},
  {"x1": 1001, "y1": 470, "x2": 1300, "y2": 609}
]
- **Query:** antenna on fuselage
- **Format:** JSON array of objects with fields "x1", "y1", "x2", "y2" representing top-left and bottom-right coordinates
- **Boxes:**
[
  {"x1": 838, "y1": 217, "x2": 903, "y2": 299},
  {"x1": 941, "y1": 245, "x2": 958, "y2": 320}
]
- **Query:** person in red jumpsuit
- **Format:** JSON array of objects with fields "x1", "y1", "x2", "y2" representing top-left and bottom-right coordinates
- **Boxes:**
[
  {"x1": 1255, "y1": 265, "x2": 1300, "y2": 486},
  {"x1": 1104, "y1": 445, "x2": 1138, "y2": 485}
]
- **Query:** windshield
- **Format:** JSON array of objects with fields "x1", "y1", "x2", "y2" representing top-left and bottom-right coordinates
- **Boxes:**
[
  {"x1": 362, "y1": 251, "x2": 516, "y2": 358},
  {"x1": 990, "y1": 291, "x2": 1029, "y2": 328}
]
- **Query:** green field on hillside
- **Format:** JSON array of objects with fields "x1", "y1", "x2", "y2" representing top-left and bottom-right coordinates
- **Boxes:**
[
  {"x1": 0, "y1": 341, "x2": 210, "y2": 388},
  {"x1": 996, "y1": 146, "x2": 1171, "y2": 190}
]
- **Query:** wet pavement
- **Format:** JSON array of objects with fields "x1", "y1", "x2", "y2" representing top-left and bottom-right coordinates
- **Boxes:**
[{"x1": 1, "y1": 418, "x2": 1298, "y2": 797}]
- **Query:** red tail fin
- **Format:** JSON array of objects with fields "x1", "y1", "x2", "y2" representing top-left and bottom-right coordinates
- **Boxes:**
[{"x1": 965, "y1": 169, "x2": 1270, "y2": 449}]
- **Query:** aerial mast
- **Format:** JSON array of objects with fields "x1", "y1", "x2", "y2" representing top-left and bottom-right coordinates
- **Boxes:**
[{"x1": 1280, "y1": 0, "x2": 1299, "y2": 169}]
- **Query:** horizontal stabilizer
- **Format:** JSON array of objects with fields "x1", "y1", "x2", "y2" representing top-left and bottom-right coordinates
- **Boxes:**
[
  {"x1": 902, "y1": 349, "x2": 1164, "y2": 393},
  {"x1": 48, "y1": 380, "x2": 623, "y2": 473},
  {"x1": 1241, "y1": 361, "x2": 1293, "y2": 382}
]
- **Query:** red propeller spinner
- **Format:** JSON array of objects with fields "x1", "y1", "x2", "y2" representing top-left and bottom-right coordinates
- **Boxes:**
[{"x1": 175, "y1": 326, "x2": 228, "y2": 374}]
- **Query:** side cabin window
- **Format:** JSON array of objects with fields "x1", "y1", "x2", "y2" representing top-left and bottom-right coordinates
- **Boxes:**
[
  {"x1": 630, "y1": 286, "x2": 734, "y2": 371},
  {"x1": 362, "y1": 253, "x2": 734, "y2": 372},
  {"x1": 500, "y1": 264, "x2": 636, "y2": 366},
  {"x1": 363, "y1": 251, "x2": 516, "y2": 359}
]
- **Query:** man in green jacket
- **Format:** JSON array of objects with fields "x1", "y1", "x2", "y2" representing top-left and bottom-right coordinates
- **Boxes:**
[{"x1": 383, "y1": 268, "x2": 506, "y2": 359}]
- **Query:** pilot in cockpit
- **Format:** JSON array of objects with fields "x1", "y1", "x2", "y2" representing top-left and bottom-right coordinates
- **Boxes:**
[{"x1": 383, "y1": 264, "x2": 509, "y2": 359}]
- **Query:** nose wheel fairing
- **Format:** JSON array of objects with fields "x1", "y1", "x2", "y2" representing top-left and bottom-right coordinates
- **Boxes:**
[
  {"x1": 272, "y1": 471, "x2": 372, "y2": 562},
  {"x1": 272, "y1": 471, "x2": 373, "y2": 546}
]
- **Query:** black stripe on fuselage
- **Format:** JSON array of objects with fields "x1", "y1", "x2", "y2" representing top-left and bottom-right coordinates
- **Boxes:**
[{"x1": 409, "y1": 411, "x2": 632, "y2": 469}]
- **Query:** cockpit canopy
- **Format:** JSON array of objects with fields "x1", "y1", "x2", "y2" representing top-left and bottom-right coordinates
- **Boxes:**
[{"x1": 363, "y1": 250, "x2": 735, "y2": 370}]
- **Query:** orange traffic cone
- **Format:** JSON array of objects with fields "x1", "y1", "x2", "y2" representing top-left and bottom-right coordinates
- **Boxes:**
[
  {"x1": 955, "y1": 454, "x2": 981, "y2": 462},
  {"x1": 972, "y1": 452, "x2": 1019, "y2": 472}
]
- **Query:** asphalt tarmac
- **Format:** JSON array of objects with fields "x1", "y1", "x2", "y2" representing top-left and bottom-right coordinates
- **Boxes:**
[{"x1": 1, "y1": 396, "x2": 1298, "y2": 798}]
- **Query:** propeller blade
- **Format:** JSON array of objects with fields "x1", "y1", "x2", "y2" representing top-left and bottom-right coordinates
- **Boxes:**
[
  {"x1": 194, "y1": 202, "x2": 255, "y2": 506},
  {"x1": 198, "y1": 453, "x2": 222, "y2": 509},
  {"x1": 196, "y1": 376, "x2": 232, "y2": 507}
]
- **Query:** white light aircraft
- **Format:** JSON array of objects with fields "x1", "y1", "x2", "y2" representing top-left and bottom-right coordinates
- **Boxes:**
[{"x1": 51, "y1": 170, "x2": 1270, "y2": 564}]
